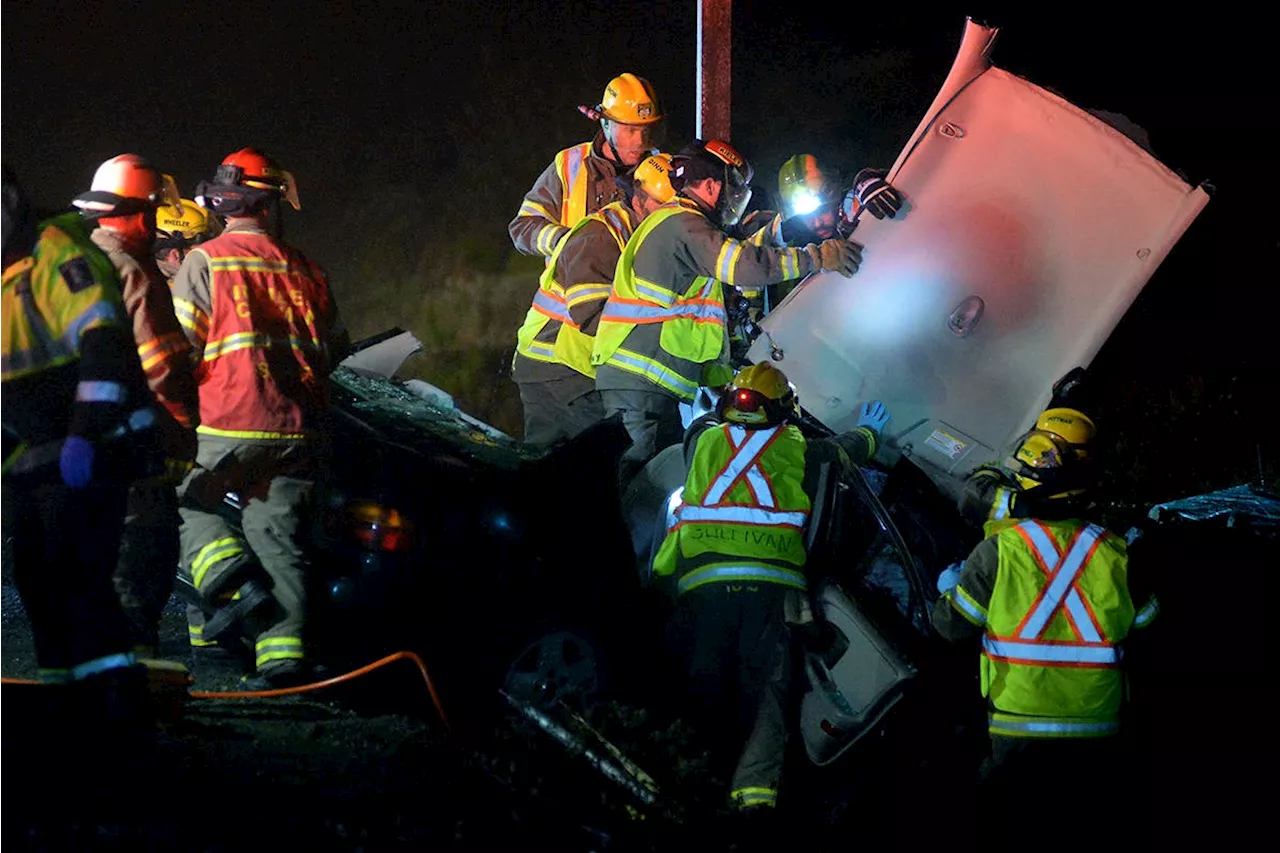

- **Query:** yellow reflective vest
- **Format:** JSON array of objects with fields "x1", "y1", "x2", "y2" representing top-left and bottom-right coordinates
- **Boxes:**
[
  {"x1": 653, "y1": 423, "x2": 812, "y2": 595},
  {"x1": 977, "y1": 519, "x2": 1140, "y2": 737},
  {"x1": 514, "y1": 201, "x2": 633, "y2": 378}
]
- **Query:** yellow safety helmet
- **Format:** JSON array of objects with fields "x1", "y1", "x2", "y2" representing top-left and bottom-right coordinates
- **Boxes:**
[
  {"x1": 631, "y1": 153, "x2": 676, "y2": 203},
  {"x1": 778, "y1": 154, "x2": 836, "y2": 218},
  {"x1": 719, "y1": 362, "x2": 799, "y2": 428},
  {"x1": 1008, "y1": 407, "x2": 1097, "y2": 496},
  {"x1": 155, "y1": 199, "x2": 211, "y2": 245},
  {"x1": 597, "y1": 73, "x2": 662, "y2": 125}
]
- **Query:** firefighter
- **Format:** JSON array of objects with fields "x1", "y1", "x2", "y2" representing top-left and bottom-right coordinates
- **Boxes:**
[
  {"x1": 763, "y1": 154, "x2": 905, "y2": 311},
  {"x1": 2, "y1": 165, "x2": 162, "y2": 721},
  {"x1": 513, "y1": 152, "x2": 677, "y2": 445},
  {"x1": 71, "y1": 155, "x2": 201, "y2": 656},
  {"x1": 957, "y1": 406, "x2": 1098, "y2": 533},
  {"x1": 154, "y1": 197, "x2": 215, "y2": 283},
  {"x1": 931, "y1": 408, "x2": 1158, "y2": 834},
  {"x1": 510, "y1": 72, "x2": 663, "y2": 260},
  {"x1": 172, "y1": 147, "x2": 347, "y2": 688},
  {"x1": 591, "y1": 138, "x2": 862, "y2": 485},
  {"x1": 653, "y1": 361, "x2": 891, "y2": 822}
]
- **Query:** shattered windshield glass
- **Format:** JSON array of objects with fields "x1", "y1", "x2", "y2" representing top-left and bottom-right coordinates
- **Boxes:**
[{"x1": 330, "y1": 367, "x2": 543, "y2": 470}]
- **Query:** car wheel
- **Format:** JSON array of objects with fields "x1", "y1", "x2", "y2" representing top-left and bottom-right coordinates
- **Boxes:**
[{"x1": 503, "y1": 629, "x2": 603, "y2": 711}]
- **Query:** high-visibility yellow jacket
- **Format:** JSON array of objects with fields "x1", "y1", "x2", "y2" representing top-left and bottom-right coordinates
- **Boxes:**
[
  {"x1": 508, "y1": 132, "x2": 627, "y2": 259},
  {"x1": 933, "y1": 518, "x2": 1159, "y2": 738},
  {"x1": 591, "y1": 198, "x2": 816, "y2": 402},
  {"x1": 2, "y1": 214, "x2": 156, "y2": 477},
  {"x1": 513, "y1": 201, "x2": 635, "y2": 380}
]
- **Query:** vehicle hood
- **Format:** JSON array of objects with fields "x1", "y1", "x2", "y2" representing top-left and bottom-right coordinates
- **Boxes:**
[{"x1": 748, "y1": 19, "x2": 1210, "y2": 497}]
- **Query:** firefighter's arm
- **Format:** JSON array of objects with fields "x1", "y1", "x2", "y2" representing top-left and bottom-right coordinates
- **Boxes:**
[
  {"x1": 55, "y1": 256, "x2": 142, "y2": 440},
  {"x1": 931, "y1": 536, "x2": 998, "y2": 641},
  {"x1": 509, "y1": 160, "x2": 570, "y2": 258},
  {"x1": 730, "y1": 210, "x2": 785, "y2": 247},
  {"x1": 134, "y1": 269, "x2": 200, "y2": 432},
  {"x1": 681, "y1": 212, "x2": 815, "y2": 289},
  {"x1": 170, "y1": 249, "x2": 212, "y2": 362},
  {"x1": 561, "y1": 219, "x2": 618, "y2": 336}
]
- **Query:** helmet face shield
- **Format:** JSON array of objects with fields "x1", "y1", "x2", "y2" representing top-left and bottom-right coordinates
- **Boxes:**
[{"x1": 720, "y1": 166, "x2": 752, "y2": 226}]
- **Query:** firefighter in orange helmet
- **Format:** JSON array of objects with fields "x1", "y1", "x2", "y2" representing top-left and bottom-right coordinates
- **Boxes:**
[
  {"x1": 172, "y1": 148, "x2": 347, "y2": 687},
  {"x1": 509, "y1": 72, "x2": 664, "y2": 261},
  {"x1": 73, "y1": 154, "x2": 201, "y2": 656}
]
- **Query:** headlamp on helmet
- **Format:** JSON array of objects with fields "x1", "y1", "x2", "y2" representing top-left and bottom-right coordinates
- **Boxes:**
[{"x1": 718, "y1": 362, "x2": 798, "y2": 428}]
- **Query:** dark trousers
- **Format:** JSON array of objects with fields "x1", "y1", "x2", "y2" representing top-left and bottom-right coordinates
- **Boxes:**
[
  {"x1": 666, "y1": 584, "x2": 793, "y2": 808},
  {"x1": 114, "y1": 478, "x2": 180, "y2": 653},
  {"x1": 518, "y1": 374, "x2": 606, "y2": 446},
  {"x1": 8, "y1": 474, "x2": 134, "y2": 673},
  {"x1": 599, "y1": 388, "x2": 685, "y2": 488}
]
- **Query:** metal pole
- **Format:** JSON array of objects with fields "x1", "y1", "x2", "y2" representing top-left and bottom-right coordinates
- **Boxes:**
[{"x1": 696, "y1": 0, "x2": 732, "y2": 141}]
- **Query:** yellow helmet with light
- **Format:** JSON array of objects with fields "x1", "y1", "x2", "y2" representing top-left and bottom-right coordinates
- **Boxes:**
[
  {"x1": 597, "y1": 73, "x2": 662, "y2": 125},
  {"x1": 778, "y1": 154, "x2": 836, "y2": 218},
  {"x1": 718, "y1": 362, "x2": 799, "y2": 428},
  {"x1": 1007, "y1": 407, "x2": 1097, "y2": 497}
]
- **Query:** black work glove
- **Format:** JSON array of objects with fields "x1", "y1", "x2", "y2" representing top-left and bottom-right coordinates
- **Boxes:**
[{"x1": 844, "y1": 168, "x2": 904, "y2": 221}]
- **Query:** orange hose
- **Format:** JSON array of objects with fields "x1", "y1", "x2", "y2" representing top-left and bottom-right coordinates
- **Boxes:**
[
  {"x1": 192, "y1": 650, "x2": 450, "y2": 730},
  {"x1": 2, "y1": 650, "x2": 450, "y2": 731}
]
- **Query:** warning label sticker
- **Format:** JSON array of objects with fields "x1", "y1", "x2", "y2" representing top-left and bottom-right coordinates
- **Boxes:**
[{"x1": 924, "y1": 429, "x2": 968, "y2": 460}]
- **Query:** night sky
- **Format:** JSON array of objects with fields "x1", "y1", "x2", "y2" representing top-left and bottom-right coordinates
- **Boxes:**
[{"x1": 5, "y1": 1, "x2": 1277, "y2": 483}]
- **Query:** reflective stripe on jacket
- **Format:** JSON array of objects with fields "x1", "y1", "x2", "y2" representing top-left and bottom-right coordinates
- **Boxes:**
[
  {"x1": 509, "y1": 133, "x2": 625, "y2": 259},
  {"x1": 980, "y1": 519, "x2": 1135, "y2": 737},
  {"x1": 2, "y1": 214, "x2": 154, "y2": 470},
  {"x1": 514, "y1": 202, "x2": 634, "y2": 377},
  {"x1": 90, "y1": 229, "x2": 199, "y2": 434},
  {"x1": 171, "y1": 228, "x2": 335, "y2": 441},
  {"x1": 653, "y1": 423, "x2": 812, "y2": 593},
  {"x1": 591, "y1": 198, "x2": 814, "y2": 401}
]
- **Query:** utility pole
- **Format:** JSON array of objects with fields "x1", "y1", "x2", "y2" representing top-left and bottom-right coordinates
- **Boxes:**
[{"x1": 697, "y1": 0, "x2": 732, "y2": 140}]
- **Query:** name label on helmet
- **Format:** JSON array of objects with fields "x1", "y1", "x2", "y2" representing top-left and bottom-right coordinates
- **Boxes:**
[{"x1": 704, "y1": 140, "x2": 745, "y2": 170}]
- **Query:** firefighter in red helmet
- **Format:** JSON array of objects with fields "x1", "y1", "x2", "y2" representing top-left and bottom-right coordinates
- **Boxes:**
[{"x1": 172, "y1": 148, "x2": 347, "y2": 687}]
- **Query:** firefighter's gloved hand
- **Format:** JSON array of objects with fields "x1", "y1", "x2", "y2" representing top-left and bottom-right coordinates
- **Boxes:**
[
  {"x1": 937, "y1": 562, "x2": 964, "y2": 595},
  {"x1": 805, "y1": 238, "x2": 862, "y2": 277},
  {"x1": 59, "y1": 435, "x2": 96, "y2": 489},
  {"x1": 850, "y1": 168, "x2": 903, "y2": 220},
  {"x1": 855, "y1": 400, "x2": 891, "y2": 435}
]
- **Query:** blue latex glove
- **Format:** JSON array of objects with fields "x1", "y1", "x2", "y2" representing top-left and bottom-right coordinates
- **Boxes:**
[
  {"x1": 937, "y1": 562, "x2": 964, "y2": 595},
  {"x1": 59, "y1": 435, "x2": 96, "y2": 489},
  {"x1": 856, "y1": 400, "x2": 891, "y2": 435}
]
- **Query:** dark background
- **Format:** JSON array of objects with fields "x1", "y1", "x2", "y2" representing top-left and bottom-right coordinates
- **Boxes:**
[{"x1": 5, "y1": 0, "x2": 1277, "y2": 502}]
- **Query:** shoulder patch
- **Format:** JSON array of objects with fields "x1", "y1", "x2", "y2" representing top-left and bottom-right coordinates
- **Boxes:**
[{"x1": 59, "y1": 256, "x2": 98, "y2": 294}]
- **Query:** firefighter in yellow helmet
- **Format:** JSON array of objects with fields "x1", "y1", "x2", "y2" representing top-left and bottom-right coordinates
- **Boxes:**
[
  {"x1": 932, "y1": 403, "x2": 1158, "y2": 832},
  {"x1": 73, "y1": 154, "x2": 201, "y2": 657},
  {"x1": 513, "y1": 153, "x2": 677, "y2": 445},
  {"x1": 592, "y1": 139, "x2": 864, "y2": 486},
  {"x1": 154, "y1": 198, "x2": 215, "y2": 283},
  {"x1": 654, "y1": 361, "x2": 891, "y2": 823},
  {"x1": 509, "y1": 72, "x2": 664, "y2": 260},
  {"x1": 958, "y1": 395, "x2": 1099, "y2": 535},
  {"x1": 3, "y1": 164, "x2": 162, "y2": 722}
]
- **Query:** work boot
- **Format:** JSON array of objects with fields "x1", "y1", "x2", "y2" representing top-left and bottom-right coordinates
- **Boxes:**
[
  {"x1": 239, "y1": 659, "x2": 315, "y2": 691},
  {"x1": 201, "y1": 578, "x2": 277, "y2": 646}
]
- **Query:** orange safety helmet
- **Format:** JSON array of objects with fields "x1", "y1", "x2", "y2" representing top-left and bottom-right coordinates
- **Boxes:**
[
  {"x1": 72, "y1": 154, "x2": 180, "y2": 219},
  {"x1": 215, "y1": 148, "x2": 301, "y2": 210}
]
